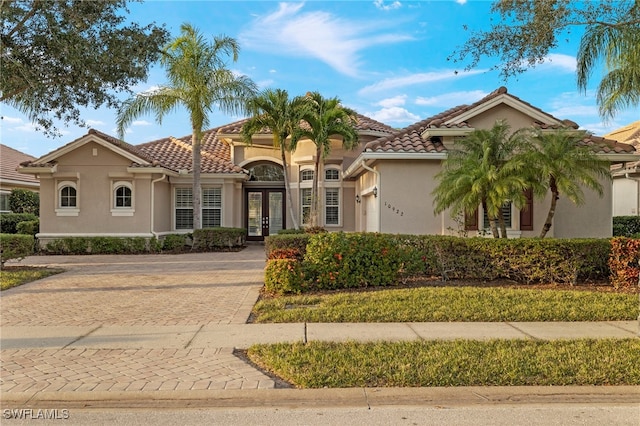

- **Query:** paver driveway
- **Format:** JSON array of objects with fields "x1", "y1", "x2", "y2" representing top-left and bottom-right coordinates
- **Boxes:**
[{"x1": 0, "y1": 245, "x2": 276, "y2": 393}]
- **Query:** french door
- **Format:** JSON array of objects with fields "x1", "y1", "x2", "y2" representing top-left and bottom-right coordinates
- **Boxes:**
[{"x1": 246, "y1": 189, "x2": 285, "y2": 241}]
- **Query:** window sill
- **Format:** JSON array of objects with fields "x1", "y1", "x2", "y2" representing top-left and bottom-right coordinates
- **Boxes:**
[
  {"x1": 55, "y1": 208, "x2": 79, "y2": 217},
  {"x1": 111, "y1": 209, "x2": 135, "y2": 217}
]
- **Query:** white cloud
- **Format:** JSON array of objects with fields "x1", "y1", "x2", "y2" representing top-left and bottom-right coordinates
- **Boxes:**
[
  {"x1": 455, "y1": 0, "x2": 468, "y2": 5},
  {"x1": 366, "y1": 106, "x2": 419, "y2": 123},
  {"x1": 132, "y1": 120, "x2": 152, "y2": 127},
  {"x1": 359, "y1": 69, "x2": 486, "y2": 94},
  {"x1": 376, "y1": 95, "x2": 407, "y2": 108},
  {"x1": 85, "y1": 119, "x2": 105, "y2": 127},
  {"x1": 374, "y1": 0, "x2": 402, "y2": 11},
  {"x1": 542, "y1": 53, "x2": 577, "y2": 73},
  {"x1": 1, "y1": 116, "x2": 23, "y2": 124},
  {"x1": 415, "y1": 90, "x2": 487, "y2": 107},
  {"x1": 269, "y1": 69, "x2": 277, "y2": 74},
  {"x1": 239, "y1": 3, "x2": 412, "y2": 77}
]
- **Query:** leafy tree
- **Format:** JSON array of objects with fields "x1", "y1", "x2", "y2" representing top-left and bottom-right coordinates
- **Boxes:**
[
  {"x1": 520, "y1": 128, "x2": 611, "y2": 238},
  {"x1": 296, "y1": 92, "x2": 359, "y2": 227},
  {"x1": 1, "y1": 0, "x2": 169, "y2": 136},
  {"x1": 117, "y1": 23, "x2": 257, "y2": 230},
  {"x1": 433, "y1": 121, "x2": 528, "y2": 239},
  {"x1": 241, "y1": 89, "x2": 311, "y2": 230},
  {"x1": 450, "y1": 0, "x2": 640, "y2": 119},
  {"x1": 8, "y1": 189, "x2": 39, "y2": 215}
]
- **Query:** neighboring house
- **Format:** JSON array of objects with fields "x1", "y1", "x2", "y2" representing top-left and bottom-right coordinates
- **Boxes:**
[
  {"x1": 0, "y1": 144, "x2": 39, "y2": 213},
  {"x1": 18, "y1": 87, "x2": 636, "y2": 244},
  {"x1": 606, "y1": 121, "x2": 640, "y2": 216}
]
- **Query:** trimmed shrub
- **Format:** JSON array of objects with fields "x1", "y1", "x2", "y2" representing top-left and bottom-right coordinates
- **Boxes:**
[
  {"x1": 609, "y1": 237, "x2": 640, "y2": 289},
  {"x1": 613, "y1": 216, "x2": 640, "y2": 237},
  {"x1": 0, "y1": 213, "x2": 37, "y2": 234},
  {"x1": 1, "y1": 233, "x2": 34, "y2": 266},
  {"x1": 268, "y1": 248, "x2": 303, "y2": 261},
  {"x1": 277, "y1": 229, "x2": 305, "y2": 235},
  {"x1": 265, "y1": 234, "x2": 311, "y2": 258},
  {"x1": 16, "y1": 219, "x2": 39, "y2": 236},
  {"x1": 9, "y1": 189, "x2": 39, "y2": 215},
  {"x1": 192, "y1": 227, "x2": 245, "y2": 250},
  {"x1": 162, "y1": 233, "x2": 191, "y2": 253},
  {"x1": 265, "y1": 259, "x2": 305, "y2": 294},
  {"x1": 42, "y1": 237, "x2": 159, "y2": 255}
]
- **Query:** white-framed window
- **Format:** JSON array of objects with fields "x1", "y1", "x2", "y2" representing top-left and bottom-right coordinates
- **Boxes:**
[
  {"x1": 300, "y1": 169, "x2": 314, "y2": 182},
  {"x1": 202, "y1": 187, "x2": 222, "y2": 228},
  {"x1": 325, "y1": 187, "x2": 340, "y2": 226},
  {"x1": 56, "y1": 181, "x2": 79, "y2": 216},
  {"x1": 0, "y1": 191, "x2": 10, "y2": 213},
  {"x1": 325, "y1": 168, "x2": 340, "y2": 181},
  {"x1": 301, "y1": 188, "x2": 312, "y2": 225},
  {"x1": 111, "y1": 181, "x2": 134, "y2": 216},
  {"x1": 174, "y1": 187, "x2": 222, "y2": 230}
]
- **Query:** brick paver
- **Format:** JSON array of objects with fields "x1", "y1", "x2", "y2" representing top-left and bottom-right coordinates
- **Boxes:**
[{"x1": 0, "y1": 246, "x2": 274, "y2": 393}]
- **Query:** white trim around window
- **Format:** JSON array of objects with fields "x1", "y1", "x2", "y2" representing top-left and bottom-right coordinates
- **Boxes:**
[
  {"x1": 173, "y1": 186, "x2": 223, "y2": 230},
  {"x1": 111, "y1": 181, "x2": 135, "y2": 216},
  {"x1": 324, "y1": 187, "x2": 341, "y2": 227},
  {"x1": 55, "y1": 180, "x2": 79, "y2": 216}
]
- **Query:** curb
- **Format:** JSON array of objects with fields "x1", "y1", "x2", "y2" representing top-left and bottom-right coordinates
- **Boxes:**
[{"x1": 2, "y1": 386, "x2": 639, "y2": 409}]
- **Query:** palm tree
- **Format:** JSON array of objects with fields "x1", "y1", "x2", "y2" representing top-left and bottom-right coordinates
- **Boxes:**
[
  {"x1": 577, "y1": 14, "x2": 640, "y2": 120},
  {"x1": 241, "y1": 89, "x2": 310, "y2": 230},
  {"x1": 117, "y1": 23, "x2": 257, "y2": 229},
  {"x1": 296, "y1": 92, "x2": 359, "y2": 227},
  {"x1": 521, "y1": 128, "x2": 611, "y2": 238},
  {"x1": 433, "y1": 120, "x2": 528, "y2": 238}
]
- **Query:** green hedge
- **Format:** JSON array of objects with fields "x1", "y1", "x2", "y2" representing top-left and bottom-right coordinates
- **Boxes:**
[
  {"x1": 42, "y1": 237, "x2": 161, "y2": 255},
  {"x1": 16, "y1": 219, "x2": 39, "y2": 236},
  {"x1": 609, "y1": 237, "x2": 640, "y2": 288},
  {"x1": 0, "y1": 213, "x2": 38, "y2": 234},
  {"x1": 264, "y1": 233, "x2": 613, "y2": 294},
  {"x1": 613, "y1": 216, "x2": 640, "y2": 237},
  {"x1": 192, "y1": 227, "x2": 245, "y2": 250},
  {"x1": 1, "y1": 233, "x2": 34, "y2": 266}
]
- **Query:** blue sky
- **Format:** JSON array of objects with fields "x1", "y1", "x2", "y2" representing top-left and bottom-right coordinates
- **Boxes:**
[{"x1": 2, "y1": 0, "x2": 639, "y2": 157}]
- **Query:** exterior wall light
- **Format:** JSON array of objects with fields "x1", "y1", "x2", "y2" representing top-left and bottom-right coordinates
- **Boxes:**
[
  {"x1": 355, "y1": 195, "x2": 361, "y2": 204},
  {"x1": 373, "y1": 186, "x2": 378, "y2": 198}
]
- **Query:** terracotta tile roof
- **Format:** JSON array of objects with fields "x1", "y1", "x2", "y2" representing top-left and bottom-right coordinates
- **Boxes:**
[
  {"x1": 578, "y1": 135, "x2": 636, "y2": 154},
  {"x1": 0, "y1": 144, "x2": 38, "y2": 184},
  {"x1": 218, "y1": 114, "x2": 397, "y2": 136},
  {"x1": 136, "y1": 128, "x2": 245, "y2": 174},
  {"x1": 605, "y1": 120, "x2": 640, "y2": 151}
]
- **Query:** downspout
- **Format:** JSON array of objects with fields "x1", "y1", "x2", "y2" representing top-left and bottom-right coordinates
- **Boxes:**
[
  {"x1": 361, "y1": 162, "x2": 380, "y2": 232},
  {"x1": 624, "y1": 172, "x2": 640, "y2": 216},
  {"x1": 150, "y1": 174, "x2": 167, "y2": 238}
]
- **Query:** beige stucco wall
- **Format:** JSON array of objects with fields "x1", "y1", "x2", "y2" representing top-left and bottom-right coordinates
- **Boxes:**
[
  {"x1": 553, "y1": 178, "x2": 614, "y2": 238},
  {"x1": 152, "y1": 178, "x2": 172, "y2": 233},
  {"x1": 38, "y1": 141, "x2": 153, "y2": 237},
  {"x1": 467, "y1": 104, "x2": 538, "y2": 133}
]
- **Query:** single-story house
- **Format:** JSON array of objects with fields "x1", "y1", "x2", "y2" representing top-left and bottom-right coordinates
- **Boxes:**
[
  {"x1": 1, "y1": 144, "x2": 39, "y2": 213},
  {"x1": 19, "y1": 87, "x2": 636, "y2": 244},
  {"x1": 606, "y1": 121, "x2": 640, "y2": 216}
]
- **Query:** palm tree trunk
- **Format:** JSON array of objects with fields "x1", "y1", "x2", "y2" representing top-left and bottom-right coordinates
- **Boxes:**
[
  {"x1": 498, "y1": 212, "x2": 507, "y2": 238},
  {"x1": 483, "y1": 199, "x2": 500, "y2": 238},
  {"x1": 540, "y1": 178, "x2": 559, "y2": 238},
  {"x1": 192, "y1": 133, "x2": 202, "y2": 230},
  {"x1": 310, "y1": 148, "x2": 321, "y2": 227},
  {"x1": 280, "y1": 144, "x2": 299, "y2": 230}
]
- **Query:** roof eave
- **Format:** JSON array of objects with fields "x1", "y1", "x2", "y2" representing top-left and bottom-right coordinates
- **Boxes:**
[{"x1": 344, "y1": 151, "x2": 447, "y2": 178}]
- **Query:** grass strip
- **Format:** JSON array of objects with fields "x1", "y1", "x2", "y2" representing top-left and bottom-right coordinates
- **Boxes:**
[
  {"x1": 253, "y1": 287, "x2": 638, "y2": 322},
  {"x1": 247, "y1": 339, "x2": 640, "y2": 388},
  {"x1": 1, "y1": 267, "x2": 64, "y2": 291}
]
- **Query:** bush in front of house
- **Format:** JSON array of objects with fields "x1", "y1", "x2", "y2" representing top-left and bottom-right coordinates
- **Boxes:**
[
  {"x1": 0, "y1": 213, "x2": 38, "y2": 234},
  {"x1": 264, "y1": 233, "x2": 614, "y2": 294},
  {"x1": 192, "y1": 227, "x2": 246, "y2": 251},
  {"x1": 161, "y1": 233, "x2": 192, "y2": 253},
  {"x1": 609, "y1": 237, "x2": 640, "y2": 289},
  {"x1": 265, "y1": 258, "x2": 306, "y2": 294},
  {"x1": 42, "y1": 237, "x2": 160, "y2": 255},
  {"x1": 0, "y1": 233, "x2": 34, "y2": 266},
  {"x1": 265, "y1": 234, "x2": 311, "y2": 258},
  {"x1": 16, "y1": 219, "x2": 39, "y2": 236},
  {"x1": 9, "y1": 189, "x2": 39, "y2": 215},
  {"x1": 613, "y1": 216, "x2": 640, "y2": 237}
]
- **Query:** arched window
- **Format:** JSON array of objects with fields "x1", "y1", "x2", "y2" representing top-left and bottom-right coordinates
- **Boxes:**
[
  {"x1": 300, "y1": 169, "x2": 314, "y2": 181},
  {"x1": 325, "y1": 168, "x2": 340, "y2": 181},
  {"x1": 247, "y1": 163, "x2": 284, "y2": 181},
  {"x1": 58, "y1": 182, "x2": 77, "y2": 208},
  {"x1": 114, "y1": 185, "x2": 132, "y2": 208}
]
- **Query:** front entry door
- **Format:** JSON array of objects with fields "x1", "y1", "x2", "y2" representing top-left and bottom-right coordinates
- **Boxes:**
[{"x1": 246, "y1": 189, "x2": 285, "y2": 241}]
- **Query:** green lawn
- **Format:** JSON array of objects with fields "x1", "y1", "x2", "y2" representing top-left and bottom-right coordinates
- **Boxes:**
[
  {"x1": 247, "y1": 339, "x2": 640, "y2": 388},
  {"x1": 1, "y1": 267, "x2": 63, "y2": 291},
  {"x1": 253, "y1": 286, "x2": 638, "y2": 322}
]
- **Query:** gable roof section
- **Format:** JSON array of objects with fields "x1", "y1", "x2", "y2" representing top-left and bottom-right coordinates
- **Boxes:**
[
  {"x1": 135, "y1": 127, "x2": 245, "y2": 174},
  {"x1": 0, "y1": 144, "x2": 38, "y2": 186},
  {"x1": 605, "y1": 120, "x2": 640, "y2": 151}
]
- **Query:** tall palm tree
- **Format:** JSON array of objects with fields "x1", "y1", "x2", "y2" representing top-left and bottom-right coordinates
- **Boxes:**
[
  {"x1": 433, "y1": 120, "x2": 528, "y2": 238},
  {"x1": 296, "y1": 92, "x2": 359, "y2": 227},
  {"x1": 117, "y1": 23, "x2": 257, "y2": 229},
  {"x1": 522, "y1": 128, "x2": 611, "y2": 238},
  {"x1": 577, "y1": 10, "x2": 640, "y2": 120},
  {"x1": 241, "y1": 89, "x2": 310, "y2": 230}
]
